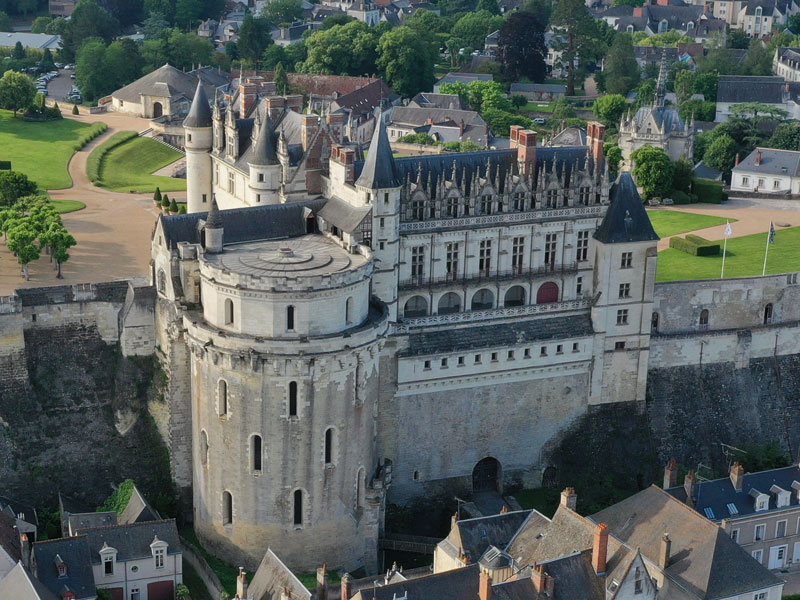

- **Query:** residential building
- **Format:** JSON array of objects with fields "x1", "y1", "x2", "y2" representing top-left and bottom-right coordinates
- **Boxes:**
[
  {"x1": 0, "y1": 512, "x2": 21, "y2": 579},
  {"x1": 0, "y1": 494, "x2": 38, "y2": 541},
  {"x1": 714, "y1": 75, "x2": 800, "y2": 121},
  {"x1": 773, "y1": 47, "x2": 800, "y2": 82},
  {"x1": 0, "y1": 562, "x2": 58, "y2": 600},
  {"x1": 329, "y1": 79, "x2": 400, "y2": 145},
  {"x1": 271, "y1": 22, "x2": 318, "y2": 46},
  {"x1": 612, "y1": 2, "x2": 726, "y2": 41},
  {"x1": 666, "y1": 459, "x2": 800, "y2": 571},
  {"x1": 386, "y1": 106, "x2": 491, "y2": 146},
  {"x1": 633, "y1": 45, "x2": 680, "y2": 72},
  {"x1": 509, "y1": 83, "x2": 567, "y2": 102},
  {"x1": 433, "y1": 72, "x2": 493, "y2": 92},
  {"x1": 48, "y1": 0, "x2": 77, "y2": 17},
  {"x1": 32, "y1": 536, "x2": 97, "y2": 600},
  {"x1": 731, "y1": 147, "x2": 800, "y2": 193},
  {"x1": 408, "y1": 92, "x2": 467, "y2": 110},
  {"x1": 321, "y1": 0, "x2": 381, "y2": 24}
]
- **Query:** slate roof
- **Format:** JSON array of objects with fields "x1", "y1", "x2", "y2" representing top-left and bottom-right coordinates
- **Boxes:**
[
  {"x1": 355, "y1": 117, "x2": 399, "y2": 189},
  {"x1": 550, "y1": 126, "x2": 587, "y2": 147},
  {"x1": 540, "y1": 551, "x2": 604, "y2": 600},
  {"x1": 77, "y1": 519, "x2": 181, "y2": 563},
  {"x1": 113, "y1": 64, "x2": 201, "y2": 103},
  {"x1": 593, "y1": 172, "x2": 659, "y2": 244},
  {"x1": 506, "y1": 505, "x2": 595, "y2": 566},
  {"x1": 491, "y1": 577, "x2": 543, "y2": 600},
  {"x1": 717, "y1": 75, "x2": 786, "y2": 104},
  {"x1": 591, "y1": 486, "x2": 783, "y2": 599},
  {"x1": 666, "y1": 463, "x2": 800, "y2": 521},
  {"x1": 401, "y1": 314, "x2": 594, "y2": 356},
  {"x1": 66, "y1": 512, "x2": 117, "y2": 535},
  {"x1": 318, "y1": 196, "x2": 371, "y2": 232},
  {"x1": 249, "y1": 549, "x2": 311, "y2": 600},
  {"x1": 330, "y1": 79, "x2": 398, "y2": 114},
  {"x1": 159, "y1": 198, "x2": 328, "y2": 247},
  {"x1": 510, "y1": 83, "x2": 567, "y2": 94},
  {"x1": 633, "y1": 46, "x2": 679, "y2": 63},
  {"x1": 352, "y1": 565, "x2": 480, "y2": 600},
  {"x1": 250, "y1": 117, "x2": 279, "y2": 166},
  {"x1": 0, "y1": 496, "x2": 38, "y2": 528},
  {"x1": 32, "y1": 536, "x2": 96, "y2": 600},
  {"x1": 693, "y1": 160, "x2": 722, "y2": 181},
  {"x1": 409, "y1": 92, "x2": 467, "y2": 110},
  {"x1": 453, "y1": 511, "x2": 533, "y2": 563},
  {"x1": 435, "y1": 73, "x2": 493, "y2": 88},
  {"x1": 733, "y1": 147, "x2": 800, "y2": 176},
  {"x1": 0, "y1": 32, "x2": 61, "y2": 50},
  {"x1": 117, "y1": 485, "x2": 160, "y2": 525},
  {"x1": 184, "y1": 81, "x2": 213, "y2": 128},
  {"x1": 0, "y1": 511, "x2": 21, "y2": 566},
  {"x1": 390, "y1": 106, "x2": 485, "y2": 129},
  {"x1": 776, "y1": 47, "x2": 800, "y2": 67},
  {"x1": 0, "y1": 562, "x2": 57, "y2": 600},
  {"x1": 631, "y1": 104, "x2": 685, "y2": 134}
]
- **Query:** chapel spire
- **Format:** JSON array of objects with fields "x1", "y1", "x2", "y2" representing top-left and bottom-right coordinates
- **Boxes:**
[{"x1": 654, "y1": 49, "x2": 667, "y2": 109}]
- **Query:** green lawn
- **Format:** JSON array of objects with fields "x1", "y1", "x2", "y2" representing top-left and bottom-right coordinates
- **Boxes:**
[
  {"x1": 182, "y1": 559, "x2": 212, "y2": 600},
  {"x1": 514, "y1": 487, "x2": 561, "y2": 518},
  {"x1": 657, "y1": 226, "x2": 800, "y2": 282},
  {"x1": 179, "y1": 527, "x2": 237, "y2": 596},
  {"x1": 0, "y1": 109, "x2": 101, "y2": 190},
  {"x1": 647, "y1": 210, "x2": 735, "y2": 238},
  {"x1": 97, "y1": 136, "x2": 186, "y2": 194},
  {"x1": 51, "y1": 199, "x2": 85, "y2": 214},
  {"x1": 523, "y1": 102, "x2": 555, "y2": 112}
]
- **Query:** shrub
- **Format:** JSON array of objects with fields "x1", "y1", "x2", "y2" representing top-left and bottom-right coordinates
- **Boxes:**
[
  {"x1": 154, "y1": 187, "x2": 162, "y2": 203},
  {"x1": 178, "y1": 204, "x2": 187, "y2": 214},
  {"x1": 162, "y1": 194, "x2": 170, "y2": 208},
  {"x1": 72, "y1": 104, "x2": 79, "y2": 115},
  {"x1": 72, "y1": 122, "x2": 108, "y2": 151},
  {"x1": 97, "y1": 479, "x2": 135, "y2": 515},
  {"x1": 669, "y1": 234, "x2": 720, "y2": 256},
  {"x1": 169, "y1": 199, "x2": 178, "y2": 213},
  {"x1": 692, "y1": 178, "x2": 726, "y2": 204},
  {"x1": 670, "y1": 190, "x2": 691, "y2": 204}
]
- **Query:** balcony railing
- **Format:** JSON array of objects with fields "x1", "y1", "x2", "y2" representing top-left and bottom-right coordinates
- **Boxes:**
[{"x1": 399, "y1": 262, "x2": 582, "y2": 290}]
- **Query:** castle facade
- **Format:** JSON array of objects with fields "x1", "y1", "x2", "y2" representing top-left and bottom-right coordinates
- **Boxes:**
[{"x1": 153, "y1": 80, "x2": 659, "y2": 572}]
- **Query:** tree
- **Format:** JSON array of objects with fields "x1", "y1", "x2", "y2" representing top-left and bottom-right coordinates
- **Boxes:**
[
  {"x1": 103, "y1": 39, "x2": 144, "y2": 91},
  {"x1": 72, "y1": 104, "x2": 79, "y2": 114},
  {"x1": 377, "y1": 26, "x2": 435, "y2": 98},
  {"x1": 593, "y1": 94, "x2": 627, "y2": 126},
  {"x1": 0, "y1": 11, "x2": 14, "y2": 31},
  {"x1": 704, "y1": 133, "x2": 737, "y2": 174},
  {"x1": 43, "y1": 225, "x2": 76, "y2": 278},
  {"x1": 144, "y1": 0, "x2": 176, "y2": 22},
  {"x1": 154, "y1": 187, "x2": 162, "y2": 204},
  {"x1": 497, "y1": 11, "x2": 547, "y2": 82},
  {"x1": 672, "y1": 158, "x2": 693, "y2": 193},
  {"x1": 631, "y1": 146, "x2": 674, "y2": 199},
  {"x1": 0, "y1": 171, "x2": 37, "y2": 205},
  {"x1": 477, "y1": 0, "x2": 501, "y2": 14},
  {"x1": 0, "y1": 71, "x2": 36, "y2": 118},
  {"x1": 522, "y1": 0, "x2": 552, "y2": 28},
  {"x1": 7, "y1": 222, "x2": 39, "y2": 280},
  {"x1": 445, "y1": 38, "x2": 461, "y2": 68},
  {"x1": 603, "y1": 33, "x2": 638, "y2": 95},
  {"x1": 727, "y1": 28, "x2": 750, "y2": 49},
  {"x1": 674, "y1": 69, "x2": 694, "y2": 105},
  {"x1": 262, "y1": 44, "x2": 287, "y2": 70},
  {"x1": 142, "y1": 12, "x2": 170, "y2": 40},
  {"x1": 31, "y1": 16, "x2": 52, "y2": 33},
  {"x1": 552, "y1": 0, "x2": 607, "y2": 95},
  {"x1": 12, "y1": 41, "x2": 25, "y2": 60},
  {"x1": 262, "y1": 0, "x2": 303, "y2": 24},
  {"x1": 301, "y1": 21, "x2": 379, "y2": 76},
  {"x1": 768, "y1": 121, "x2": 800, "y2": 150},
  {"x1": 274, "y1": 62, "x2": 289, "y2": 94},
  {"x1": 678, "y1": 98, "x2": 716, "y2": 122},
  {"x1": 551, "y1": 97, "x2": 576, "y2": 120},
  {"x1": 101, "y1": 0, "x2": 144, "y2": 27},
  {"x1": 743, "y1": 39, "x2": 772, "y2": 76},
  {"x1": 693, "y1": 72, "x2": 718, "y2": 101},
  {"x1": 61, "y1": 0, "x2": 119, "y2": 61},
  {"x1": 605, "y1": 143, "x2": 623, "y2": 178},
  {"x1": 452, "y1": 11, "x2": 504, "y2": 49},
  {"x1": 45, "y1": 17, "x2": 69, "y2": 36},
  {"x1": 321, "y1": 13, "x2": 356, "y2": 29},
  {"x1": 238, "y1": 14, "x2": 272, "y2": 65},
  {"x1": 75, "y1": 38, "x2": 111, "y2": 102}
]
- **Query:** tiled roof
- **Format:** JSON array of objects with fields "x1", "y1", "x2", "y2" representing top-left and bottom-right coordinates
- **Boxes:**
[
  {"x1": 593, "y1": 172, "x2": 659, "y2": 244},
  {"x1": 32, "y1": 536, "x2": 96, "y2": 600},
  {"x1": 184, "y1": 81, "x2": 213, "y2": 128},
  {"x1": 390, "y1": 106, "x2": 485, "y2": 128},
  {"x1": 77, "y1": 519, "x2": 181, "y2": 563},
  {"x1": 66, "y1": 512, "x2": 117, "y2": 535},
  {"x1": 453, "y1": 510, "x2": 533, "y2": 563},
  {"x1": 113, "y1": 64, "x2": 201, "y2": 103},
  {"x1": 510, "y1": 83, "x2": 567, "y2": 94},
  {"x1": 435, "y1": 73, "x2": 493, "y2": 87},
  {"x1": 0, "y1": 496, "x2": 38, "y2": 528},
  {"x1": 717, "y1": 75, "x2": 786, "y2": 104},
  {"x1": 507, "y1": 505, "x2": 595, "y2": 565},
  {"x1": 541, "y1": 551, "x2": 604, "y2": 600},
  {"x1": 0, "y1": 511, "x2": 21, "y2": 567},
  {"x1": 409, "y1": 92, "x2": 467, "y2": 110},
  {"x1": 330, "y1": 79, "x2": 398, "y2": 114},
  {"x1": 355, "y1": 118, "x2": 399, "y2": 189}
]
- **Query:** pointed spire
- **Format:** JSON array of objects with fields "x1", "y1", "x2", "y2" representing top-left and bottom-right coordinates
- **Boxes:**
[
  {"x1": 356, "y1": 114, "x2": 398, "y2": 189},
  {"x1": 654, "y1": 49, "x2": 667, "y2": 109},
  {"x1": 206, "y1": 196, "x2": 222, "y2": 229},
  {"x1": 250, "y1": 116, "x2": 279, "y2": 166},
  {"x1": 595, "y1": 173, "x2": 659, "y2": 244},
  {"x1": 184, "y1": 81, "x2": 212, "y2": 128}
]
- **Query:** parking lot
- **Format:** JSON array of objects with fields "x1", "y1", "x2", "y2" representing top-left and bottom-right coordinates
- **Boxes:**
[{"x1": 42, "y1": 68, "x2": 79, "y2": 103}]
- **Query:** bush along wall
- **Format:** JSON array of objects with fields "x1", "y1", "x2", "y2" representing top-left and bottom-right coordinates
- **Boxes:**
[
  {"x1": 669, "y1": 234, "x2": 721, "y2": 256},
  {"x1": 693, "y1": 178, "x2": 727, "y2": 204},
  {"x1": 72, "y1": 122, "x2": 108, "y2": 152}
]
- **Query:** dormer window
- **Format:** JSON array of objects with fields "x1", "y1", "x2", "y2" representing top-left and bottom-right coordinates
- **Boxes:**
[
  {"x1": 150, "y1": 537, "x2": 168, "y2": 570},
  {"x1": 99, "y1": 544, "x2": 117, "y2": 576},
  {"x1": 750, "y1": 488, "x2": 769, "y2": 511},
  {"x1": 770, "y1": 484, "x2": 791, "y2": 508},
  {"x1": 54, "y1": 554, "x2": 67, "y2": 578}
]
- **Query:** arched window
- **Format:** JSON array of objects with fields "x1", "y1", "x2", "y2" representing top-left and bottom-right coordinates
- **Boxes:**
[
  {"x1": 626, "y1": 24, "x2": 634, "y2": 33},
  {"x1": 651, "y1": 312, "x2": 659, "y2": 333},
  {"x1": 699, "y1": 309, "x2": 709, "y2": 329},
  {"x1": 764, "y1": 303, "x2": 773, "y2": 325},
  {"x1": 287, "y1": 305, "x2": 295, "y2": 331},
  {"x1": 504, "y1": 286, "x2": 526, "y2": 307},
  {"x1": 157, "y1": 269, "x2": 167, "y2": 294},
  {"x1": 345, "y1": 297, "x2": 352, "y2": 324},
  {"x1": 252, "y1": 434, "x2": 262, "y2": 472},
  {"x1": 471, "y1": 289, "x2": 495, "y2": 310},
  {"x1": 224, "y1": 298, "x2": 234, "y2": 325},
  {"x1": 200, "y1": 430, "x2": 209, "y2": 467},
  {"x1": 536, "y1": 282, "x2": 559, "y2": 304},
  {"x1": 659, "y1": 18, "x2": 668, "y2": 32},
  {"x1": 218, "y1": 380, "x2": 228, "y2": 417},
  {"x1": 356, "y1": 468, "x2": 366, "y2": 509},
  {"x1": 289, "y1": 381, "x2": 298, "y2": 416},
  {"x1": 404, "y1": 296, "x2": 428, "y2": 318},
  {"x1": 293, "y1": 490, "x2": 303, "y2": 526},
  {"x1": 222, "y1": 491, "x2": 232, "y2": 525},
  {"x1": 324, "y1": 428, "x2": 334, "y2": 465},
  {"x1": 438, "y1": 292, "x2": 461, "y2": 315}
]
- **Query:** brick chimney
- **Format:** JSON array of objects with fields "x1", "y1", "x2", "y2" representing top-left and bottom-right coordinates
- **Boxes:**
[
  {"x1": 517, "y1": 129, "x2": 538, "y2": 175},
  {"x1": 560, "y1": 487, "x2": 577, "y2": 511},
  {"x1": 479, "y1": 569, "x2": 492, "y2": 600},
  {"x1": 341, "y1": 573, "x2": 352, "y2": 600},
  {"x1": 286, "y1": 94, "x2": 303, "y2": 113},
  {"x1": 735, "y1": 152, "x2": 740, "y2": 166},
  {"x1": 509, "y1": 124, "x2": 521, "y2": 147},
  {"x1": 755, "y1": 149, "x2": 762, "y2": 166},
  {"x1": 237, "y1": 567, "x2": 249, "y2": 599},
  {"x1": 265, "y1": 96, "x2": 286, "y2": 122},
  {"x1": 316, "y1": 563, "x2": 328, "y2": 600},
  {"x1": 592, "y1": 523, "x2": 609, "y2": 574},
  {"x1": 301, "y1": 114, "x2": 319, "y2": 151},
  {"x1": 239, "y1": 81, "x2": 258, "y2": 117},
  {"x1": 21, "y1": 533, "x2": 30, "y2": 568},
  {"x1": 663, "y1": 458, "x2": 678, "y2": 489},
  {"x1": 633, "y1": 5, "x2": 643, "y2": 16},
  {"x1": 730, "y1": 462, "x2": 745, "y2": 491},
  {"x1": 459, "y1": 119, "x2": 465, "y2": 136},
  {"x1": 684, "y1": 470, "x2": 696, "y2": 507},
  {"x1": 587, "y1": 121, "x2": 605, "y2": 167},
  {"x1": 659, "y1": 534, "x2": 671, "y2": 569},
  {"x1": 531, "y1": 564, "x2": 549, "y2": 594}
]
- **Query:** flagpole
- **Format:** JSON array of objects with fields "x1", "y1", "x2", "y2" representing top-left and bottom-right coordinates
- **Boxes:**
[
  {"x1": 721, "y1": 222, "x2": 728, "y2": 279},
  {"x1": 762, "y1": 227, "x2": 771, "y2": 276}
]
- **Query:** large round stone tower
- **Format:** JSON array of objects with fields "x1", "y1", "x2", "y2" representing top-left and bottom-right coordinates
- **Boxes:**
[
  {"x1": 184, "y1": 216, "x2": 389, "y2": 572},
  {"x1": 183, "y1": 82, "x2": 213, "y2": 214}
]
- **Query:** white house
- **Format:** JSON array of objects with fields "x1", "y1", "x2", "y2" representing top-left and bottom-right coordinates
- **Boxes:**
[{"x1": 731, "y1": 147, "x2": 800, "y2": 194}]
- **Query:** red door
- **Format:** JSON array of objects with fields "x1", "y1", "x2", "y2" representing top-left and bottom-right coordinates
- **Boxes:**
[
  {"x1": 107, "y1": 588, "x2": 124, "y2": 600},
  {"x1": 147, "y1": 580, "x2": 175, "y2": 600}
]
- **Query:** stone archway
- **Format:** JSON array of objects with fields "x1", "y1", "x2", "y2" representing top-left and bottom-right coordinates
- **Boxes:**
[
  {"x1": 153, "y1": 101, "x2": 163, "y2": 118},
  {"x1": 472, "y1": 457, "x2": 502, "y2": 493}
]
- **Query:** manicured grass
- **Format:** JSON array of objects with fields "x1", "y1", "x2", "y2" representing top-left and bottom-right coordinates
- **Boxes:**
[
  {"x1": 514, "y1": 487, "x2": 561, "y2": 518},
  {"x1": 523, "y1": 102, "x2": 555, "y2": 112},
  {"x1": 646, "y1": 209, "x2": 735, "y2": 238},
  {"x1": 86, "y1": 131, "x2": 139, "y2": 183},
  {"x1": 179, "y1": 527, "x2": 238, "y2": 596},
  {"x1": 50, "y1": 199, "x2": 85, "y2": 214},
  {"x1": 97, "y1": 136, "x2": 186, "y2": 194},
  {"x1": 0, "y1": 109, "x2": 102, "y2": 190},
  {"x1": 181, "y1": 559, "x2": 212, "y2": 600},
  {"x1": 656, "y1": 226, "x2": 800, "y2": 282}
]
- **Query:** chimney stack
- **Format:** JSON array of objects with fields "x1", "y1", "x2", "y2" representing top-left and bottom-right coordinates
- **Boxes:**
[
  {"x1": 239, "y1": 81, "x2": 258, "y2": 117},
  {"x1": 21, "y1": 533, "x2": 30, "y2": 568},
  {"x1": 684, "y1": 471, "x2": 696, "y2": 507},
  {"x1": 730, "y1": 461, "x2": 745, "y2": 491},
  {"x1": 316, "y1": 563, "x2": 328, "y2": 600},
  {"x1": 587, "y1": 121, "x2": 606, "y2": 167},
  {"x1": 516, "y1": 129, "x2": 538, "y2": 175},
  {"x1": 735, "y1": 152, "x2": 740, "y2": 166},
  {"x1": 592, "y1": 523, "x2": 609, "y2": 574},
  {"x1": 341, "y1": 573, "x2": 352, "y2": 600},
  {"x1": 755, "y1": 149, "x2": 762, "y2": 166},
  {"x1": 301, "y1": 114, "x2": 319, "y2": 151},
  {"x1": 560, "y1": 487, "x2": 578, "y2": 511},
  {"x1": 531, "y1": 563, "x2": 546, "y2": 593},
  {"x1": 479, "y1": 569, "x2": 492, "y2": 600},
  {"x1": 659, "y1": 534, "x2": 671, "y2": 569},
  {"x1": 663, "y1": 459, "x2": 678, "y2": 489},
  {"x1": 236, "y1": 567, "x2": 249, "y2": 599}
]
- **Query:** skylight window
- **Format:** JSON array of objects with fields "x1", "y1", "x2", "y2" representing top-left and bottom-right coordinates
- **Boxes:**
[
  {"x1": 727, "y1": 503, "x2": 739, "y2": 515},
  {"x1": 703, "y1": 507, "x2": 715, "y2": 519}
]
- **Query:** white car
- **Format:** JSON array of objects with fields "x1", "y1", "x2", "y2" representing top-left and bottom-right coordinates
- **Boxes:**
[{"x1": 533, "y1": 117, "x2": 547, "y2": 124}]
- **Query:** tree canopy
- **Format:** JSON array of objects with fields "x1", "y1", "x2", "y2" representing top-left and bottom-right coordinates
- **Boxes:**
[
  {"x1": 593, "y1": 94, "x2": 628, "y2": 126},
  {"x1": 0, "y1": 70, "x2": 36, "y2": 118},
  {"x1": 631, "y1": 146, "x2": 674, "y2": 199},
  {"x1": 376, "y1": 26, "x2": 435, "y2": 98},
  {"x1": 603, "y1": 33, "x2": 638, "y2": 95},
  {"x1": 551, "y1": 0, "x2": 607, "y2": 94},
  {"x1": 497, "y1": 11, "x2": 547, "y2": 83}
]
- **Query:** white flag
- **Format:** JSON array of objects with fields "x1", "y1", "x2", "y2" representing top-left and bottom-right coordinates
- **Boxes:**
[{"x1": 725, "y1": 221, "x2": 732, "y2": 237}]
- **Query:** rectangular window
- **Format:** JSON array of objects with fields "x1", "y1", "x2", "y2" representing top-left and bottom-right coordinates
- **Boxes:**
[
  {"x1": 411, "y1": 246, "x2": 425, "y2": 279},
  {"x1": 752, "y1": 549, "x2": 763, "y2": 563},
  {"x1": 214, "y1": 163, "x2": 219, "y2": 184},
  {"x1": 228, "y1": 171, "x2": 235, "y2": 194},
  {"x1": 103, "y1": 556, "x2": 113, "y2": 575},
  {"x1": 577, "y1": 231, "x2": 589, "y2": 261},
  {"x1": 621, "y1": 252, "x2": 632, "y2": 268},
  {"x1": 617, "y1": 309, "x2": 629, "y2": 325},
  {"x1": 202, "y1": 193, "x2": 207, "y2": 203},
  {"x1": 491, "y1": 352, "x2": 498, "y2": 362},
  {"x1": 258, "y1": 173, "x2": 264, "y2": 182},
  {"x1": 572, "y1": 342, "x2": 579, "y2": 352},
  {"x1": 556, "y1": 344, "x2": 563, "y2": 354},
  {"x1": 380, "y1": 217, "x2": 385, "y2": 227},
  {"x1": 743, "y1": 176, "x2": 750, "y2": 185},
  {"x1": 731, "y1": 529, "x2": 739, "y2": 543},
  {"x1": 524, "y1": 348, "x2": 531, "y2": 358},
  {"x1": 131, "y1": 589, "x2": 140, "y2": 600},
  {"x1": 474, "y1": 354, "x2": 481, "y2": 364},
  {"x1": 579, "y1": 186, "x2": 591, "y2": 205},
  {"x1": 615, "y1": 341, "x2": 626, "y2": 350},
  {"x1": 540, "y1": 346, "x2": 547, "y2": 356},
  {"x1": 619, "y1": 283, "x2": 631, "y2": 298},
  {"x1": 546, "y1": 189, "x2": 558, "y2": 208},
  {"x1": 512, "y1": 236, "x2": 525, "y2": 272},
  {"x1": 777, "y1": 520, "x2": 787, "y2": 538},
  {"x1": 379, "y1": 241, "x2": 385, "y2": 250},
  {"x1": 576, "y1": 276, "x2": 583, "y2": 295},
  {"x1": 384, "y1": 193, "x2": 389, "y2": 204},
  {"x1": 480, "y1": 195, "x2": 492, "y2": 215},
  {"x1": 479, "y1": 240, "x2": 492, "y2": 274},
  {"x1": 753, "y1": 593, "x2": 767, "y2": 600},
  {"x1": 508, "y1": 350, "x2": 514, "y2": 359},
  {"x1": 441, "y1": 358, "x2": 447, "y2": 367},
  {"x1": 424, "y1": 360, "x2": 431, "y2": 370},
  {"x1": 755, "y1": 524, "x2": 766, "y2": 541},
  {"x1": 774, "y1": 179, "x2": 780, "y2": 189},
  {"x1": 758, "y1": 178, "x2": 765, "y2": 188},
  {"x1": 458, "y1": 356, "x2": 465, "y2": 366},
  {"x1": 446, "y1": 243, "x2": 459, "y2": 278},
  {"x1": 544, "y1": 234, "x2": 557, "y2": 270},
  {"x1": 154, "y1": 548, "x2": 165, "y2": 569}
]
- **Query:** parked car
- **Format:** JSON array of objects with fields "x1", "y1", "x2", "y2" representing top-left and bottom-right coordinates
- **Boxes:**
[{"x1": 533, "y1": 117, "x2": 547, "y2": 124}]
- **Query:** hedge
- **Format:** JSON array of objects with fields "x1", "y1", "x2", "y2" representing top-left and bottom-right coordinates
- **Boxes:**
[
  {"x1": 669, "y1": 234, "x2": 720, "y2": 256},
  {"x1": 693, "y1": 178, "x2": 726, "y2": 204},
  {"x1": 72, "y1": 122, "x2": 108, "y2": 152},
  {"x1": 86, "y1": 131, "x2": 138, "y2": 183}
]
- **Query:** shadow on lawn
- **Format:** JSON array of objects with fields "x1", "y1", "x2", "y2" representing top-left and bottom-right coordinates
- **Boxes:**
[{"x1": 4, "y1": 115, "x2": 94, "y2": 143}]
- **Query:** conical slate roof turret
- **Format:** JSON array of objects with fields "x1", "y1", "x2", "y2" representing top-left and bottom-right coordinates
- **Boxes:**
[
  {"x1": 250, "y1": 114, "x2": 279, "y2": 166},
  {"x1": 184, "y1": 81, "x2": 212, "y2": 128},
  {"x1": 206, "y1": 196, "x2": 222, "y2": 229},
  {"x1": 355, "y1": 115, "x2": 398, "y2": 189},
  {"x1": 593, "y1": 172, "x2": 659, "y2": 244}
]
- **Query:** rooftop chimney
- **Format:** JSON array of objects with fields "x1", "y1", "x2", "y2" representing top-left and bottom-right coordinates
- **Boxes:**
[
  {"x1": 516, "y1": 129, "x2": 537, "y2": 175},
  {"x1": 479, "y1": 569, "x2": 492, "y2": 600},
  {"x1": 663, "y1": 459, "x2": 678, "y2": 489},
  {"x1": 735, "y1": 152, "x2": 740, "y2": 167},
  {"x1": 684, "y1": 471, "x2": 696, "y2": 507},
  {"x1": 755, "y1": 149, "x2": 762, "y2": 166},
  {"x1": 730, "y1": 462, "x2": 745, "y2": 491},
  {"x1": 317, "y1": 563, "x2": 328, "y2": 600},
  {"x1": 341, "y1": 573, "x2": 352, "y2": 600},
  {"x1": 659, "y1": 534, "x2": 671, "y2": 569},
  {"x1": 592, "y1": 523, "x2": 609, "y2": 575},
  {"x1": 237, "y1": 567, "x2": 249, "y2": 599},
  {"x1": 532, "y1": 564, "x2": 546, "y2": 593},
  {"x1": 21, "y1": 533, "x2": 30, "y2": 568},
  {"x1": 560, "y1": 487, "x2": 578, "y2": 511}
]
